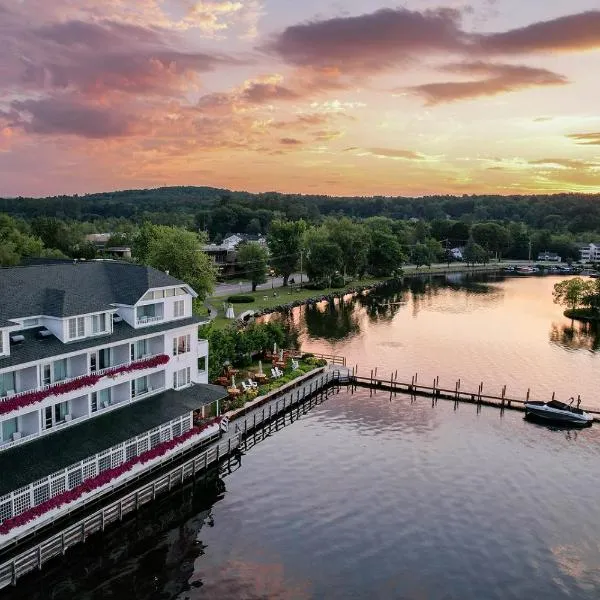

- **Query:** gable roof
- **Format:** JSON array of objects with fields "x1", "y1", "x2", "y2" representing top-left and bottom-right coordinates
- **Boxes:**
[{"x1": 0, "y1": 261, "x2": 191, "y2": 322}]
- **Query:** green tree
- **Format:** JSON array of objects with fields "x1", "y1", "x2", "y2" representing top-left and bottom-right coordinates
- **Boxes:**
[
  {"x1": 412, "y1": 243, "x2": 432, "y2": 268},
  {"x1": 553, "y1": 278, "x2": 588, "y2": 311},
  {"x1": 425, "y1": 238, "x2": 444, "y2": 263},
  {"x1": 134, "y1": 223, "x2": 217, "y2": 299},
  {"x1": 0, "y1": 213, "x2": 52, "y2": 265},
  {"x1": 237, "y1": 241, "x2": 269, "y2": 292},
  {"x1": 304, "y1": 228, "x2": 342, "y2": 283},
  {"x1": 463, "y1": 241, "x2": 488, "y2": 265},
  {"x1": 267, "y1": 219, "x2": 306, "y2": 286},
  {"x1": 30, "y1": 217, "x2": 79, "y2": 255},
  {"x1": 324, "y1": 217, "x2": 370, "y2": 277},
  {"x1": 367, "y1": 231, "x2": 405, "y2": 276},
  {"x1": 471, "y1": 222, "x2": 511, "y2": 259}
]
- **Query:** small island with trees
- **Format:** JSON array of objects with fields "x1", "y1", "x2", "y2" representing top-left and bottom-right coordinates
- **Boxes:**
[{"x1": 553, "y1": 278, "x2": 600, "y2": 322}]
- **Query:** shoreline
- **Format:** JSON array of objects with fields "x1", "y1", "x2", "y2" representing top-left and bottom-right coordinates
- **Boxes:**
[{"x1": 205, "y1": 263, "x2": 504, "y2": 328}]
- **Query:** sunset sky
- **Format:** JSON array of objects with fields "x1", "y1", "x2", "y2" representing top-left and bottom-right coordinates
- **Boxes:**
[{"x1": 1, "y1": 0, "x2": 599, "y2": 197}]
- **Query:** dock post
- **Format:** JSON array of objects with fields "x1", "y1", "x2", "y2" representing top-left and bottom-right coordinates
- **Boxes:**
[
  {"x1": 370, "y1": 369, "x2": 374, "y2": 396},
  {"x1": 552, "y1": 392, "x2": 555, "y2": 401},
  {"x1": 526, "y1": 388, "x2": 530, "y2": 401}
]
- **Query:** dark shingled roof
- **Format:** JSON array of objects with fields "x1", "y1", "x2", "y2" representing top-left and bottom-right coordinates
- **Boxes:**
[
  {"x1": 0, "y1": 384, "x2": 227, "y2": 497},
  {"x1": 0, "y1": 261, "x2": 189, "y2": 323},
  {"x1": 0, "y1": 317, "x2": 204, "y2": 369}
]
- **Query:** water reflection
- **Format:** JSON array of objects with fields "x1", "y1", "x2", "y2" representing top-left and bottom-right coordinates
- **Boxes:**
[
  {"x1": 11, "y1": 475, "x2": 227, "y2": 600},
  {"x1": 304, "y1": 298, "x2": 360, "y2": 341},
  {"x1": 550, "y1": 321, "x2": 600, "y2": 352}
]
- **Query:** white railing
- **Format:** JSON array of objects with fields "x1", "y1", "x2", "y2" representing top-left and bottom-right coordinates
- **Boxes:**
[
  {"x1": 0, "y1": 354, "x2": 165, "y2": 407},
  {"x1": 136, "y1": 315, "x2": 163, "y2": 326},
  {"x1": 0, "y1": 386, "x2": 167, "y2": 453},
  {"x1": 0, "y1": 412, "x2": 198, "y2": 526}
]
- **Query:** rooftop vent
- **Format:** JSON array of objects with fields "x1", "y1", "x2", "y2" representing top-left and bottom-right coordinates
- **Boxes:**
[
  {"x1": 113, "y1": 315, "x2": 123, "y2": 322},
  {"x1": 10, "y1": 334, "x2": 25, "y2": 344},
  {"x1": 37, "y1": 329, "x2": 52, "y2": 338}
]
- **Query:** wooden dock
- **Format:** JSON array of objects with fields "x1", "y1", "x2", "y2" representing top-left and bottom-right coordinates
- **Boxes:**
[{"x1": 347, "y1": 368, "x2": 600, "y2": 421}]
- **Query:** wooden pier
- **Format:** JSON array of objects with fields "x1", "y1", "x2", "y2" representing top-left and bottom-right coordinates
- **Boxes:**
[{"x1": 347, "y1": 368, "x2": 600, "y2": 422}]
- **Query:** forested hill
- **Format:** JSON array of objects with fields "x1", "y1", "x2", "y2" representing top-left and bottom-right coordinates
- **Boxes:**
[{"x1": 1, "y1": 187, "x2": 600, "y2": 234}]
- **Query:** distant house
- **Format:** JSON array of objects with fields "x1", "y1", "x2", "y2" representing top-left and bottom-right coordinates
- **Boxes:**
[
  {"x1": 85, "y1": 234, "x2": 131, "y2": 259},
  {"x1": 536, "y1": 251, "x2": 562, "y2": 262},
  {"x1": 576, "y1": 243, "x2": 600, "y2": 263},
  {"x1": 203, "y1": 234, "x2": 267, "y2": 276},
  {"x1": 449, "y1": 247, "x2": 464, "y2": 261}
]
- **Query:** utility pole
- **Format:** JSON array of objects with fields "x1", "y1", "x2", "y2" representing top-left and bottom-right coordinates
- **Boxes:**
[
  {"x1": 528, "y1": 239, "x2": 532, "y2": 263},
  {"x1": 299, "y1": 250, "x2": 304, "y2": 288}
]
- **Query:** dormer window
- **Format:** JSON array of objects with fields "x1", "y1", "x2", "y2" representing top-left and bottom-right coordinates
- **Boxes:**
[
  {"x1": 91, "y1": 313, "x2": 107, "y2": 334},
  {"x1": 68, "y1": 317, "x2": 85, "y2": 340}
]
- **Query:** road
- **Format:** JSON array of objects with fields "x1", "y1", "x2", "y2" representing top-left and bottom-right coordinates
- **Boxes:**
[{"x1": 213, "y1": 273, "x2": 306, "y2": 297}]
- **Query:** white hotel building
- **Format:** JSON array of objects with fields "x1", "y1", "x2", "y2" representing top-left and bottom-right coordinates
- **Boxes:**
[{"x1": 0, "y1": 261, "x2": 226, "y2": 536}]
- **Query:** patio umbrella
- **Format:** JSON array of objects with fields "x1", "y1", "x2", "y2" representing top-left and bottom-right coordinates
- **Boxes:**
[
  {"x1": 273, "y1": 342, "x2": 277, "y2": 354},
  {"x1": 258, "y1": 360, "x2": 264, "y2": 375},
  {"x1": 231, "y1": 375, "x2": 236, "y2": 388},
  {"x1": 279, "y1": 349, "x2": 284, "y2": 361}
]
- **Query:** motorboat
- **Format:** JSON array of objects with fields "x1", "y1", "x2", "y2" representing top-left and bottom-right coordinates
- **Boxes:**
[{"x1": 525, "y1": 399, "x2": 593, "y2": 427}]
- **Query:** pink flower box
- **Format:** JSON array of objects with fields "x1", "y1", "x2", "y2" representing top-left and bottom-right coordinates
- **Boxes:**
[{"x1": 0, "y1": 355, "x2": 170, "y2": 417}]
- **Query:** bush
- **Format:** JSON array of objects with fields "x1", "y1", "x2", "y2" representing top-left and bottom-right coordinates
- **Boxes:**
[
  {"x1": 330, "y1": 274, "x2": 345, "y2": 288},
  {"x1": 227, "y1": 294, "x2": 255, "y2": 303}
]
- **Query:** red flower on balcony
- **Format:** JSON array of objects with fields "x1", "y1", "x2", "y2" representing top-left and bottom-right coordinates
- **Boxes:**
[
  {"x1": 0, "y1": 416, "x2": 224, "y2": 535},
  {"x1": 0, "y1": 355, "x2": 170, "y2": 417}
]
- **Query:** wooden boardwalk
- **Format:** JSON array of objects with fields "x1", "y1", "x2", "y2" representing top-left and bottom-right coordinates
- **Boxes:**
[
  {"x1": 348, "y1": 369, "x2": 600, "y2": 421},
  {"x1": 0, "y1": 367, "x2": 346, "y2": 591}
]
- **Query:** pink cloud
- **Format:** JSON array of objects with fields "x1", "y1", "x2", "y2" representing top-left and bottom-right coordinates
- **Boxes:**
[{"x1": 407, "y1": 62, "x2": 567, "y2": 104}]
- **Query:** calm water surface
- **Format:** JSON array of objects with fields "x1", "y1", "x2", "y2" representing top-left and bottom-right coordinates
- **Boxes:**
[
  {"x1": 9, "y1": 274, "x2": 600, "y2": 600},
  {"x1": 291, "y1": 274, "x2": 600, "y2": 409}
]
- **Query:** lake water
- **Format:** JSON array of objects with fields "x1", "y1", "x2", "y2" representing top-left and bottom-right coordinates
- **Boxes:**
[
  {"x1": 293, "y1": 274, "x2": 600, "y2": 410},
  {"x1": 8, "y1": 274, "x2": 600, "y2": 599}
]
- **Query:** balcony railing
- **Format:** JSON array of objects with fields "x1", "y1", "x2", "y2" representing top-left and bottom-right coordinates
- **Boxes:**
[
  {"x1": 0, "y1": 355, "x2": 170, "y2": 417},
  {"x1": 136, "y1": 315, "x2": 163, "y2": 326}
]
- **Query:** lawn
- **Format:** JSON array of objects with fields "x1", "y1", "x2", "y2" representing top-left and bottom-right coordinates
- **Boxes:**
[{"x1": 204, "y1": 277, "x2": 386, "y2": 329}]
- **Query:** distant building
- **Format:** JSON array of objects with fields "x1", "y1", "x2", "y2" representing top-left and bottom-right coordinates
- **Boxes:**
[
  {"x1": 576, "y1": 243, "x2": 600, "y2": 263},
  {"x1": 536, "y1": 251, "x2": 562, "y2": 262},
  {"x1": 203, "y1": 234, "x2": 267, "y2": 276},
  {"x1": 85, "y1": 234, "x2": 131, "y2": 259},
  {"x1": 449, "y1": 247, "x2": 464, "y2": 261}
]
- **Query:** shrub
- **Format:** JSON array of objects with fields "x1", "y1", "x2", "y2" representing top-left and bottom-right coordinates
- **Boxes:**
[{"x1": 227, "y1": 294, "x2": 255, "y2": 303}]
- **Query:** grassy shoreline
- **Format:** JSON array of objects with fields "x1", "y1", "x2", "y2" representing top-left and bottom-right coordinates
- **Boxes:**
[{"x1": 202, "y1": 263, "x2": 504, "y2": 329}]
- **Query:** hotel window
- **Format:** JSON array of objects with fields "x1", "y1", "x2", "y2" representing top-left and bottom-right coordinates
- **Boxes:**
[
  {"x1": 1, "y1": 418, "x2": 18, "y2": 442},
  {"x1": 165, "y1": 288, "x2": 175, "y2": 298},
  {"x1": 173, "y1": 367, "x2": 191, "y2": 389},
  {"x1": 98, "y1": 348, "x2": 112, "y2": 370},
  {"x1": 22, "y1": 318, "x2": 39, "y2": 328},
  {"x1": 91, "y1": 392, "x2": 98, "y2": 413},
  {"x1": 174, "y1": 300, "x2": 185, "y2": 318},
  {"x1": 44, "y1": 401, "x2": 69, "y2": 429},
  {"x1": 0, "y1": 334, "x2": 3, "y2": 355},
  {"x1": 91, "y1": 313, "x2": 107, "y2": 334},
  {"x1": 0, "y1": 372, "x2": 15, "y2": 397},
  {"x1": 131, "y1": 376, "x2": 149, "y2": 398},
  {"x1": 172, "y1": 334, "x2": 190, "y2": 356},
  {"x1": 41, "y1": 364, "x2": 51, "y2": 386},
  {"x1": 68, "y1": 317, "x2": 85, "y2": 339},
  {"x1": 131, "y1": 339, "x2": 148, "y2": 361},
  {"x1": 53, "y1": 359, "x2": 68, "y2": 382}
]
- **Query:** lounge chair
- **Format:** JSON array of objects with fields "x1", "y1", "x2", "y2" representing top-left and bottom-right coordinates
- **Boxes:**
[
  {"x1": 240, "y1": 381, "x2": 250, "y2": 392},
  {"x1": 291, "y1": 359, "x2": 299, "y2": 370},
  {"x1": 247, "y1": 379, "x2": 258, "y2": 389},
  {"x1": 274, "y1": 367, "x2": 284, "y2": 378}
]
